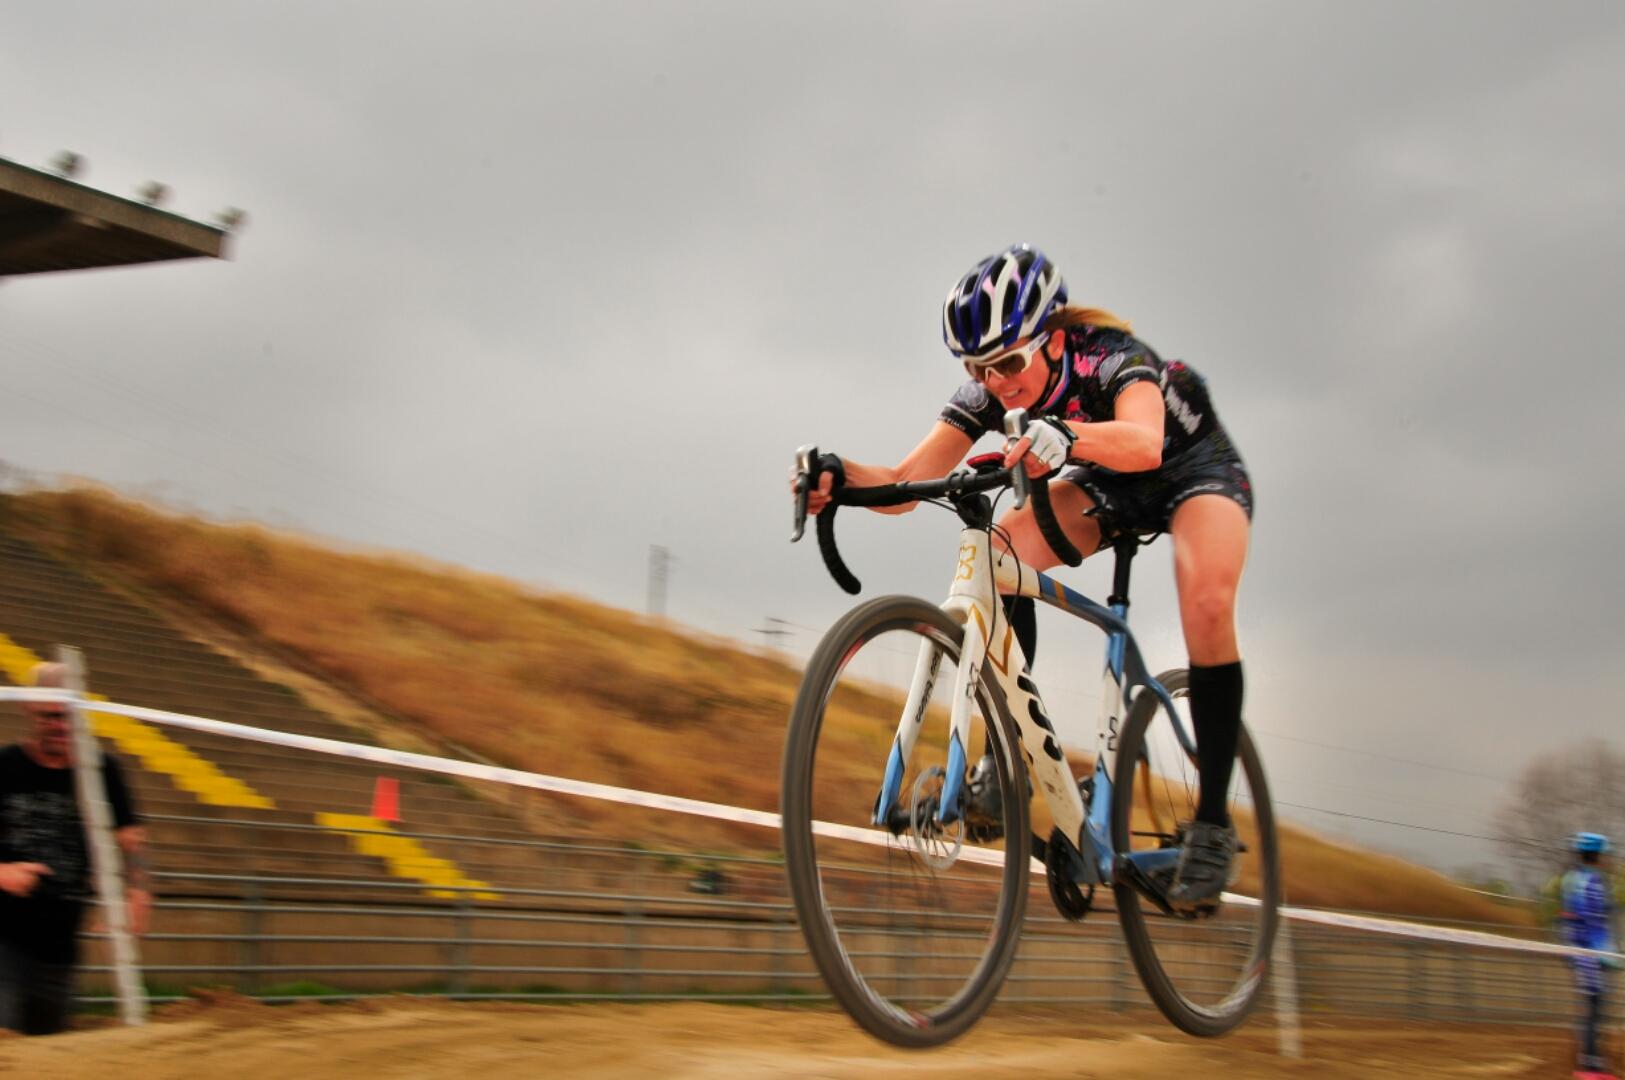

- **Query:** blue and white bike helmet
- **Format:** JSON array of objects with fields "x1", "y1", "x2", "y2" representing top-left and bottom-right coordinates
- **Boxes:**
[
  {"x1": 1574, "y1": 831, "x2": 1611, "y2": 855},
  {"x1": 942, "y1": 244, "x2": 1069, "y2": 360}
]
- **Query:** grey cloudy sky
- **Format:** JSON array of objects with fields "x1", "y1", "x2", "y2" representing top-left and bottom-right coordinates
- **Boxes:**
[{"x1": 3, "y1": 2, "x2": 1623, "y2": 874}]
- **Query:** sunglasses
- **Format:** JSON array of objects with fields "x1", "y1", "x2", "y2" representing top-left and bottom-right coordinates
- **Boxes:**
[{"x1": 964, "y1": 331, "x2": 1051, "y2": 382}]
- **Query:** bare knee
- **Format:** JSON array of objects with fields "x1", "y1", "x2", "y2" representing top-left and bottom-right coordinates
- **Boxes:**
[
  {"x1": 994, "y1": 485, "x2": 1097, "y2": 570},
  {"x1": 1181, "y1": 583, "x2": 1238, "y2": 662},
  {"x1": 993, "y1": 508, "x2": 1056, "y2": 569}
]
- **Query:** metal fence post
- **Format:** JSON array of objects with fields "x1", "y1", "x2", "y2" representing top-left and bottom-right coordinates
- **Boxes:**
[
  {"x1": 767, "y1": 917, "x2": 785, "y2": 995},
  {"x1": 240, "y1": 878, "x2": 262, "y2": 996},
  {"x1": 897, "y1": 929, "x2": 913, "y2": 1009},
  {"x1": 1110, "y1": 929, "x2": 1129, "y2": 1011},
  {"x1": 623, "y1": 898, "x2": 643, "y2": 997},
  {"x1": 1406, "y1": 939, "x2": 1426, "y2": 1020},
  {"x1": 449, "y1": 892, "x2": 472, "y2": 996}
]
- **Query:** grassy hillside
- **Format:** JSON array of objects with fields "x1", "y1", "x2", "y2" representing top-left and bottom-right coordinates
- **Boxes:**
[{"x1": 0, "y1": 486, "x2": 1531, "y2": 925}]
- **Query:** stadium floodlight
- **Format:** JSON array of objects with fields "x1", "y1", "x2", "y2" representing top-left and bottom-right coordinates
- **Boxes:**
[
  {"x1": 137, "y1": 181, "x2": 169, "y2": 207},
  {"x1": 50, "y1": 151, "x2": 83, "y2": 178},
  {"x1": 215, "y1": 206, "x2": 248, "y2": 231}
]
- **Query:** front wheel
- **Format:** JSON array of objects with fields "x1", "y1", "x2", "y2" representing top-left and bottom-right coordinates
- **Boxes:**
[
  {"x1": 1110, "y1": 668, "x2": 1281, "y2": 1036},
  {"x1": 781, "y1": 595, "x2": 1030, "y2": 1048}
]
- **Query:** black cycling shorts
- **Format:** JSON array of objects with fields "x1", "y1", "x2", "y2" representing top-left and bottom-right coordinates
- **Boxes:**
[{"x1": 1057, "y1": 427, "x2": 1253, "y2": 549}]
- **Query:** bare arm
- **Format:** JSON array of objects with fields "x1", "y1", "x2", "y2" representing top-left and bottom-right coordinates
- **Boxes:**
[
  {"x1": 808, "y1": 422, "x2": 974, "y2": 515},
  {"x1": 116, "y1": 825, "x2": 148, "y2": 886},
  {"x1": 1067, "y1": 381, "x2": 1165, "y2": 472},
  {"x1": 1003, "y1": 381, "x2": 1166, "y2": 477},
  {"x1": 117, "y1": 824, "x2": 151, "y2": 935}
]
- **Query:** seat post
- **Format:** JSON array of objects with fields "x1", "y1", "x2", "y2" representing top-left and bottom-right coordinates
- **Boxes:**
[{"x1": 1108, "y1": 540, "x2": 1138, "y2": 613}]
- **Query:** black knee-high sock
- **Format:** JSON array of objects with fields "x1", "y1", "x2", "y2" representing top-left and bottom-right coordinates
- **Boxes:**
[
  {"x1": 1189, "y1": 660, "x2": 1243, "y2": 827},
  {"x1": 1001, "y1": 595, "x2": 1037, "y2": 670}
]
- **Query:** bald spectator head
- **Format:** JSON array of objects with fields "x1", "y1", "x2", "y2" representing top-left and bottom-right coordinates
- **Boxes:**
[{"x1": 22, "y1": 662, "x2": 71, "y2": 767}]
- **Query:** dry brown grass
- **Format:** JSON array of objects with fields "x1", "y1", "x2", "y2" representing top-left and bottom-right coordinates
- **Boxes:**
[{"x1": 0, "y1": 486, "x2": 1530, "y2": 925}]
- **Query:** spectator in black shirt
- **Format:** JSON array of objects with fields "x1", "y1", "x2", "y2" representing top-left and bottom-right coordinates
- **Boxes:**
[{"x1": 0, "y1": 662, "x2": 147, "y2": 1035}]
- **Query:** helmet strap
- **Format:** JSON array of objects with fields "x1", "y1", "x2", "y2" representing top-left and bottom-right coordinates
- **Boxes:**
[{"x1": 1035, "y1": 331, "x2": 1071, "y2": 413}]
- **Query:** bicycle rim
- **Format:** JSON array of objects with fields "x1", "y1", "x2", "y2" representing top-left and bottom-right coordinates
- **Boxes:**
[
  {"x1": 1111, "y1": 668, "x2": 1280, "y2": 1036},
  {"x1": 781, "y1": 595, "x2": 1030, "y2": 1048}
]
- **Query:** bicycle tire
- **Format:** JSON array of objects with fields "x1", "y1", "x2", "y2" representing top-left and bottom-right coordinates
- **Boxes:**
[
  {"x1": 781, "y1": 595, "x2": 1031, "y2": 1048},
  {"x1": 1110, "y1": 667, "x2": 1281, "y2": 1037}
]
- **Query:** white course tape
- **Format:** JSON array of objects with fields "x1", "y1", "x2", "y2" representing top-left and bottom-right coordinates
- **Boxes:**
[
  {"x1": 4, "y1": 688, "x2": 1618, "y2": 964},
  {"x1": 3, "y1": 687, "x2": 785, "y2": 828}
]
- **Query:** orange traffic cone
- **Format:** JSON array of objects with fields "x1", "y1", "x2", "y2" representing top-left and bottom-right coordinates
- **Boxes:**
[{"x1": 371, "y1": 776, "x2": 400, "y2": 822}]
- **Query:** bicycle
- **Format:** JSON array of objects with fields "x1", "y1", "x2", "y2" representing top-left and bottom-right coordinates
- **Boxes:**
[{"x1": 781, "y1": 408, "x2": 1280, "y2": 1047}]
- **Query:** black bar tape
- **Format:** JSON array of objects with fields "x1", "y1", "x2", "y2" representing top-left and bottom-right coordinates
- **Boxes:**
[
  {"x1": 816, "y1": 502, "x2": 862, "y2": 594},
  {"x1": 838, "y1": 484, "x2": 910, "y2": 508},
  {"x1": 1031, "y1": 477, "x2": 1083, "y2": 567}
]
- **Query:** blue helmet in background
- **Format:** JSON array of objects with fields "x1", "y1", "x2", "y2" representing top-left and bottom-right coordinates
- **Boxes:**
[
  {"x1": 942, "y1": 244, "x2": 1068, "y2": 360},
  {"x1": 1573, "y1": 831, "x2": 1610, "y2": 855}
]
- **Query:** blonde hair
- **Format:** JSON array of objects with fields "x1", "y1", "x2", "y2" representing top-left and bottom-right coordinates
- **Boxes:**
[{"x1": 1042, "y1": 304, "x2": 1133, "y2": 335}]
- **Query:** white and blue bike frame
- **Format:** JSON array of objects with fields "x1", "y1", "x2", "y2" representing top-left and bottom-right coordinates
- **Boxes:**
[{"x1": 870, "y1": 523, "x2": 1192, "y2": 887}]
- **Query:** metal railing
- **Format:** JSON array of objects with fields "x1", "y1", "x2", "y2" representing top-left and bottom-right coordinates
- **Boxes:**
[{"x1": 71, "y1": 822, "x2": 1614, "y2": 1031}]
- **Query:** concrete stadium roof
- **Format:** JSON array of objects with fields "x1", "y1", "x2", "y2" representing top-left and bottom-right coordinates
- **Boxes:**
[{"x1": 0, "y1": 156, "x2": 230, "y2": 277}]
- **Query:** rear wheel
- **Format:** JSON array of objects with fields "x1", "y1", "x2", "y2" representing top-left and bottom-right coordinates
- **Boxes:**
[
  {"x1": 781, "y1": 595, "x2": 1030, "y2": 1047},
  {"x1": 1110, "y1": 668, "x2": 1280, "y2": 1036}
]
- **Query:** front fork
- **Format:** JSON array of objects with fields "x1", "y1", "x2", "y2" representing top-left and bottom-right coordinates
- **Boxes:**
[
  {"x1": 871, "y1": 633, "x2": 946, "y2": 826},
  {"x1": 869, "y1": 605, "x2": 985, "y2": 829}
]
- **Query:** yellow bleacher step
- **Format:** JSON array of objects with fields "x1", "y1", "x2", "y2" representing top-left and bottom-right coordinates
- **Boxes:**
[
  {"x1": 317, "y1": 812, "x2": 499, "y2": 901},
  {"x1": 89, "y1": 708, "x2": 274, "y2": 809}
]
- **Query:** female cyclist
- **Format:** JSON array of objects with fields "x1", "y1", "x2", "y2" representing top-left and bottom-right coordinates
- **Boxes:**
[{"x1": 798, "y1": 243, "x2": 1254, "y2": 910}]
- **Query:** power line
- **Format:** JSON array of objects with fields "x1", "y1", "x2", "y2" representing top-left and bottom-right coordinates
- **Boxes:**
[
  {"x1": 1274, "y1": 800, "x2": 1541, "y2": 847},
  {"x1": 1252, "y1": 728, "x2": 1513, "y2": 785}
]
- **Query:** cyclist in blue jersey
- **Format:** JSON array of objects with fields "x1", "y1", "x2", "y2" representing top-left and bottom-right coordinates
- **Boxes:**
[
  {"x1": 1561, "y1": 831, "x2": 1618, "y2": 1079},
  {"x1": 800, "y1": 244, "x2": 1253, "y2": 911}
]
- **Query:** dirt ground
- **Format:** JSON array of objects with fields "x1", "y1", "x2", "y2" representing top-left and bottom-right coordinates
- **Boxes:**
[{"x1": 0, "y1": 996, "x2": 1590, "y2": 1079}]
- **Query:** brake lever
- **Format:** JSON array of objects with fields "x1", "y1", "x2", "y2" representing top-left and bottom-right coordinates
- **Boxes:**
[
  {"x1": 1003, "y1": 407, "x2": 1083, "y2": 567},
  {"x1": 1002, "y1": 408, "x2": 1030, "y2": 510},
  {"x1": 791, "y1": 444, "x2": 816, "y2": 542}
]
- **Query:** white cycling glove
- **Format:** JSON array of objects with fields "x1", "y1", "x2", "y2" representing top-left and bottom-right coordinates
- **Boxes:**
[{"x1": 1017, "y1": 417, "x2": 1076, "y2": 473}]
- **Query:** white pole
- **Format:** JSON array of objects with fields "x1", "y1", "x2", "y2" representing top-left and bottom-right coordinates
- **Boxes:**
[
  {"x1": 60, "y1": 647, "x2": 146, "y2": 1026},
  {"x1": 1272, "y1": 915, "x2": 1303, "y2": 1058}
]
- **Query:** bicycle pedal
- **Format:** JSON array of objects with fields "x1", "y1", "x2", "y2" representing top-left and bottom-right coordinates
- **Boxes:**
[{"x1": 1185, "y1": 901, "x2": 1221, "y2": 921}]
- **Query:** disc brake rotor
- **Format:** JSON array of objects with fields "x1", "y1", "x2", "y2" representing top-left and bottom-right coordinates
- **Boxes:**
[{"x1": 907, "y1": 765, "x2": 965, "y2": 871}]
